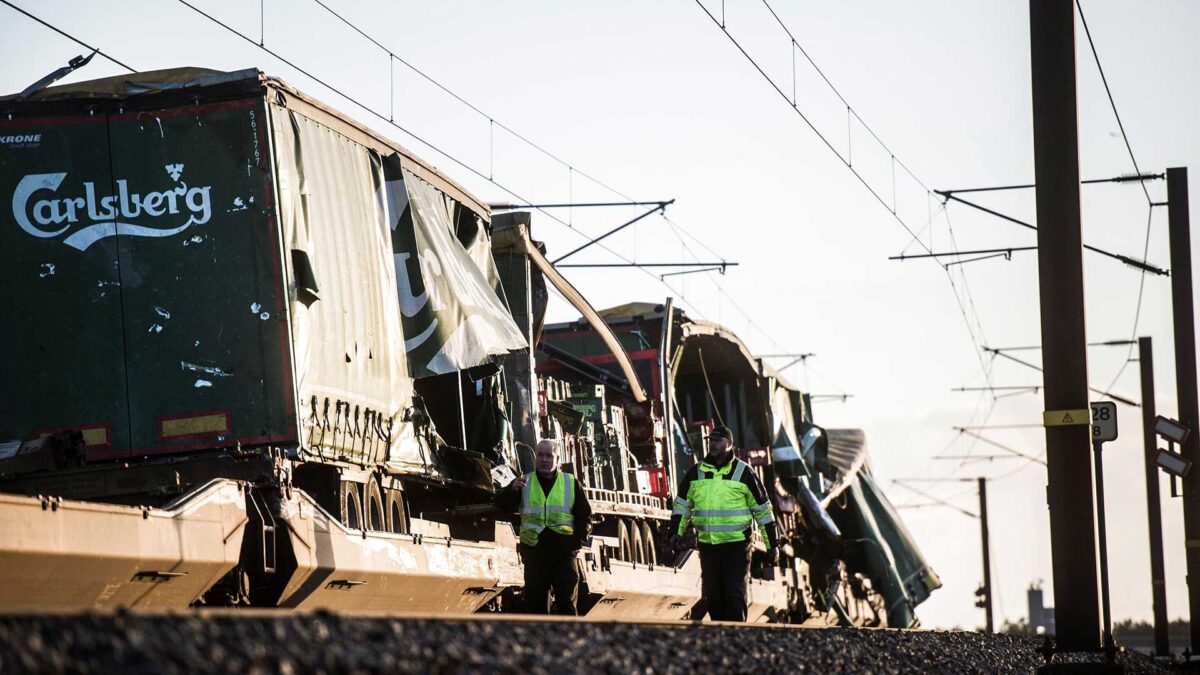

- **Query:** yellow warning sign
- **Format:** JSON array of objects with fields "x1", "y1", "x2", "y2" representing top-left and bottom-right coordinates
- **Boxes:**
[{"x1": 1043, "y1": 409, "x2": 1091, "y2": 427}]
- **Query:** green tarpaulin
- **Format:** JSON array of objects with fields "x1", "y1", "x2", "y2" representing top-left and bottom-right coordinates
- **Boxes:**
[{"x1": 378, "y1": 155, "x2": 525, "y2": 380}]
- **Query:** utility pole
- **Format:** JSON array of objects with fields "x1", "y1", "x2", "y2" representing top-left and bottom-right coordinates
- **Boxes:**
[
  {"x1": 1028, "y1": 0, "x2": 1101, "y2": 650},
  {"x1": 1166, "y1": 166, "x2": 1200, "y2": 651},
  {"x1": 978, "y1": 477, "x2": 994, "y2": 633},
  {"x1": 897, "y1": 477, "x2": 994, "y2": 631},
  {"x1": 1139, "y1": 336, "x2": 1170, "y2": 656}
]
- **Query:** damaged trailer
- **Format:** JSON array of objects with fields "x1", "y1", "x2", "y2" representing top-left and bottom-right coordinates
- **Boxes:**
[
  {"x1": 0, "y1": 66, "x2": 757, "y2": 619},
  {"x1": 0, "y1": 65, "x2": 932, "y2": 623},
  {"x1": 0, "y1": 66, "x2": 532, "y2": 612}
]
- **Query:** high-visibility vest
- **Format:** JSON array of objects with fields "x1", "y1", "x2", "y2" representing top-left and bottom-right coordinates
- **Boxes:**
[
  {"x1": 519, "y1": 471, "x2": 576, "y2": 547},
  {"x1": 674, "y1": 458, "x2": 774, "y2": 547}
]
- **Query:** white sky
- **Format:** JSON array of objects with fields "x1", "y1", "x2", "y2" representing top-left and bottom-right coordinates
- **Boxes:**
[{"x1": 3, "y1": 0, "x2": 1199, "y2": 630}]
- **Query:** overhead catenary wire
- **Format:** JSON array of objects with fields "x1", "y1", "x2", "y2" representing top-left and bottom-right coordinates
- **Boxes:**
[
  {"x1": 160, "y1": 0, "x2": 743, "y2": 324},
  {"x1": 693, "y1": 0, "x2": 931, "y2": 251},
  {"x1": 952, "y1": 429, "x2": 1047, "y2": 466},
  {"x1": 694, "y1": 0, "x2": 1005, "y2": 426},
  {"x1": 273, "y1": 0, "x2": 801, "y2": 359},
  {"x1": 983, "y1": 347, "x2": 1139, "y2": 407},
  {"x1": 757, "y1": 0, "x2": 932, "y2": 199},
  {"x1": 935, "y1": 191, "x2": 1166, "y2": 276},
  {"x1": 891, "y1": 481, "x2": 977, "y2": 518},
  {"x1": 307, "y1": 0, "x2": 642, "y2": 209},
  {"x1": 0, "y1": 0, "x2": 135, "y2": 72},
  {"x1": 1074, "y1": 0, "x2": 1158, "y2": 392}
]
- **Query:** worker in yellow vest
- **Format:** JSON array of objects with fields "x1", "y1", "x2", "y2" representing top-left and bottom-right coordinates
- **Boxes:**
[
  {"x1": 495, "y1": 439, "x2": 592, "y2": 614},
  {"x1": 669, "y1": 425, "x2": 777, "y2": 621}
]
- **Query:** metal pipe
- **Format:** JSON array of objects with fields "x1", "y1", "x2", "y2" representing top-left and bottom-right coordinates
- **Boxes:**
[
  {"x1": 551, "y1": 200, "x2": 674, "y2": 264},
  {"x1": 557, "y1": 262, "x2": 737, "y2": 269},
  {"x1": 490, "y1": 200, "x2": 672, "y2": 210}
]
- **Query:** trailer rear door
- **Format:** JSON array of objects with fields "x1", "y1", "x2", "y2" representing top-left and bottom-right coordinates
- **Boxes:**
[
  {"x1": 108, "y1": 100, "x2": 294, "y2": 456},
  {"x1": 0, "y1": 99, "x2": 295, "y2": 460},
  {"x1": 0, "y1": 115, "x2": 130, "y2": 458}
]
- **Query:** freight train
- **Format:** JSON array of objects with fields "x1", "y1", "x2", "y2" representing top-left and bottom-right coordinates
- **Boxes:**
[{"x1": 0, "y1": 67, "x2": 939, "y2": 624}]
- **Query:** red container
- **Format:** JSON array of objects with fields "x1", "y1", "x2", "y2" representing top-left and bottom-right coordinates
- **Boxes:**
[{"x1": 646, "y1": 466, "x2": 670, "y2": 498}]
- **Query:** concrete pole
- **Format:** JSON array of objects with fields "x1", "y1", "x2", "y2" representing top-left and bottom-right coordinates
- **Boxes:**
[
  {"x1": 1028, "y1": 0, "x2": 1101, "y2": 650},
  {"x1": 1166, "y1": 166, "x2": 1200, "y2": 651},
  {"x1": 979, "y1": 477, "x2": 994, "y2": 633},
  {"x1": 1139, "y1": 337, "x2": 1170, "y2": 656}
]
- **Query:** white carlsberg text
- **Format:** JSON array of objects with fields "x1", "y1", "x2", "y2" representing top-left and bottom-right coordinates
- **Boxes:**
[{"x1": 11, "y1": 167, "x2": 212, "y2": 251}]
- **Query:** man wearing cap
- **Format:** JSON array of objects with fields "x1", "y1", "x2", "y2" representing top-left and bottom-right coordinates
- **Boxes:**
[
  {"x1": 494, "y1": 439, "x2": 592, "y2": 614},
  {"x1": 668, "y1": 425, "x2": 777, "y2": 621}
]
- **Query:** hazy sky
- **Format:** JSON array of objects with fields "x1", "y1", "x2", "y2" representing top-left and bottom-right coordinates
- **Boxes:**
[{"x1": 3, "y1": 0, "x2": 1199, "y2": 630}]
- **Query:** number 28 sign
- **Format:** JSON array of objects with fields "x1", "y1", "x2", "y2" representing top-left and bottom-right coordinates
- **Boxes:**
[{"x1": 1091, "y1": 401, "x2": 1118, "y2": 443}]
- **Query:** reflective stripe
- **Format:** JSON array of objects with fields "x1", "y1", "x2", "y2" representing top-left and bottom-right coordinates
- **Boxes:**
[
  {"x1": 693, "y1": 508, "x2": 752, "y2": 517},
  {"x1": 694, "y1": 522, "x2": 751, "y2": 533},
  {"x1": 524, "y1": 506, "x2": 571, "y2": 514},
  {"x1": 755, "y1": 513, "x2": 776, "y2": 525},
  {"x1": 731, "y1": 461, "x2": 746, "y2": 483},
  {"x1": 750, "y1": 502, "x2": 771, "y2": 513}
]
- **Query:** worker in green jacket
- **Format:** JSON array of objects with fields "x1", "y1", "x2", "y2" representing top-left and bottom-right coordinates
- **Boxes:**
[{"x1": 669, "y1": 425, "x2": 777, "y2": 621}]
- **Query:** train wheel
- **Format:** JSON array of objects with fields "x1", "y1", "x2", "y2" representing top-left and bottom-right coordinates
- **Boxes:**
[
  {"x1": 364, "y1": 479, "x2": 385, "y2": 531},
  {"x1": 617, "y1": 519, "x2": 632, "y2": 561},
  {"x1": 385, "y1": 487, "x2": 409, "y2": 534},
  {"x1": 340, "y1": 481, "x2": 363, "y2": 530},
  {"x1": 630, "y1": 521, "x2": 646, "y2": 565},
  {"x1": 640, "y1": 520, "x2": 657, "y2": 566}
]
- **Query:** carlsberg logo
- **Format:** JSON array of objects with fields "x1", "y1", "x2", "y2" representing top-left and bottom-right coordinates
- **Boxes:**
[{"x1": 12, "y1": 164, "x2": 212, "y2": 251}]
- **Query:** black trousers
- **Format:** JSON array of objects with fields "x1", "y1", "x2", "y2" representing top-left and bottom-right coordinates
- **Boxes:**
[
  {"x1": 699, "y1": 541, "x2": 751, "y2": 622},
  {"x1": 520, "y1": 545, "x2": 580, "y2": 615}
]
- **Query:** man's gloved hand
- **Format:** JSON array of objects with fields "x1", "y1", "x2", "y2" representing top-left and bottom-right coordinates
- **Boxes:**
[
  {"x1": 668, "y1": 533, "x2": 686, "y2": 551},
  {"x1": 767, "y1": 547, "x2": 780, "y2": 566}
]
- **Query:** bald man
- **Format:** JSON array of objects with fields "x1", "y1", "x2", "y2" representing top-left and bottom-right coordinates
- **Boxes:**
[{"x1": 494, "y1": 439, "x2": 592, "y2": 614}]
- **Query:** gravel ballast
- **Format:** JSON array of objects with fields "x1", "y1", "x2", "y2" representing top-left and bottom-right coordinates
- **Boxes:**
[{"x1": 0, "y1": 613, "x2": 1173, "y2": 674}]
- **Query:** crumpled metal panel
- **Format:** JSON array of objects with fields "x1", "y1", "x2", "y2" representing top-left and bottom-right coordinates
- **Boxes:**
[{"x1": 0, "y1": 479, "x2": 247, "y2": 610}]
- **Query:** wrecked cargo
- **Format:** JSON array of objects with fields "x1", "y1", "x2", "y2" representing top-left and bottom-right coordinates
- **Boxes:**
[{"x1": 0, "y1": 67, "x2": 937, "y2": 624}]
